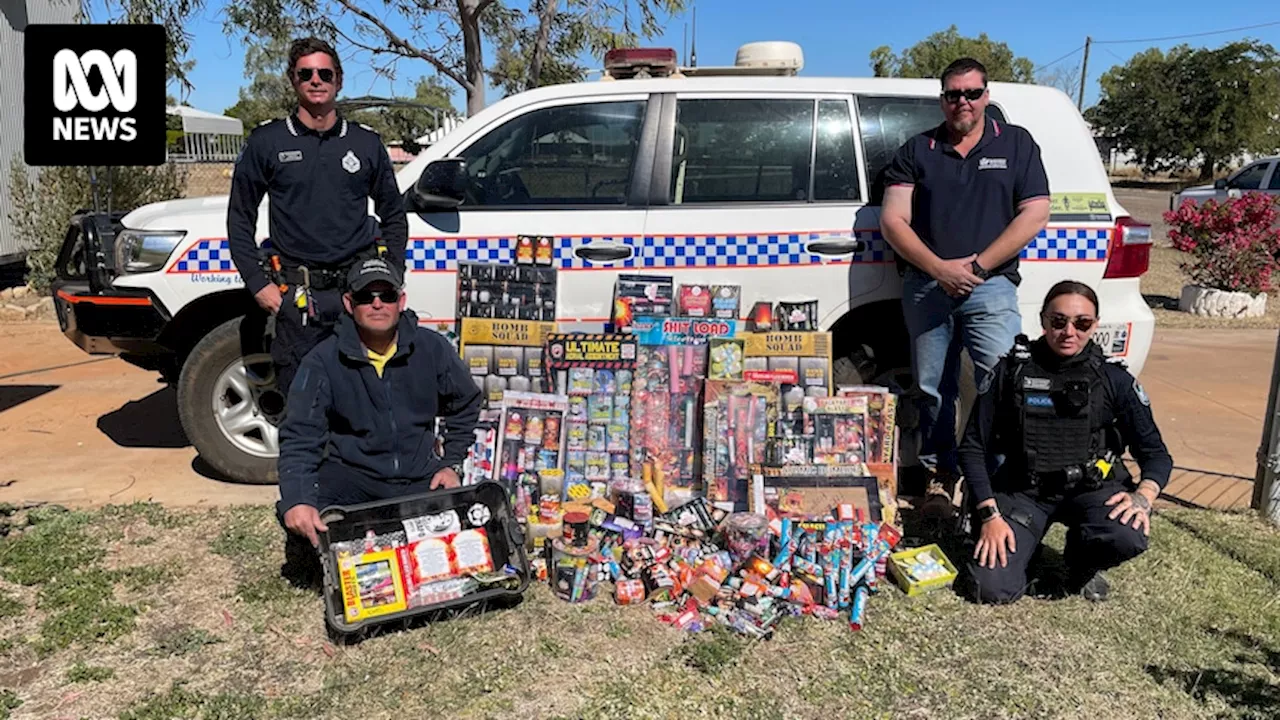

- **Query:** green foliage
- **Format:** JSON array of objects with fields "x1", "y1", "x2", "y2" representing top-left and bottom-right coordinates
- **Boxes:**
[
  {"x1": 870, "y1": 25, "x2": 1035, "y2": 82},
  {"x1": 7, "y1": 159, "x2": 186, "y2": 293},
  {"x1": 674, "y1": 625, "x2": 748, "y2": 675},
  {"x1": 150, "y1": 624, "x2": 221, "y2": 657},
  {"x1": 221, "y1": 35, "x2": 299, "y2": 131},
  {"x1": 1089, "y1": 40, "x2": 1280, "y2": 179},
  {"x1": 67, "y1": 663, "x2": 116, "y2": 683},
  {"x1": 36, "y1": 568, "x2": 138, "y2": 652},
  {"x1": 85, "y1": 0, "x2": 205, "y2": 96},
  {"x1": 0, "y1": 690, "x2": 20, "y2": 720},
  {"x1": 0, "y1": 592, "x2": 22, "y2": 619},
  {"x1": 118, "y1": 684, "x2": 265, "y2": 720},
  {"x1": 486, "y1": 0, "x2": 687, "y2": 96},
  {"x1": 0, "y1": 509, "x2": 100, "y2": 586}
]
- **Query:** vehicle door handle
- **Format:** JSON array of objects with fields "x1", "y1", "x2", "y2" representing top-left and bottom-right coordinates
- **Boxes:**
[
  {"x1": 805, "y1": 236, "x2": 865, "y2": 256},
  {"x1": 573, "y1": 243, "x2": 633, "y2": 263}
]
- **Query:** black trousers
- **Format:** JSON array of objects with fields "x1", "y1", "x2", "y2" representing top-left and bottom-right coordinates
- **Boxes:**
[
  {"x1": 965, "y1": 480, "x2": 1149, "y2": 604},
  {"x1": 269, "y1": 286, "x2": 346, "y2": 398}
]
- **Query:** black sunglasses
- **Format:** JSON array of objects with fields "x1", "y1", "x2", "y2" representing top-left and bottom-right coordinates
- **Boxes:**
[
  {"x1": 351, "y1": 288, "x2": 401, "y2": 305},
  {"x1": 942, "y1": 88, "x2": 986, "y2": 104},
  {"x1": 1044, "y1": 312, "x2": 1096, "y2": 332},
  {"x1": 295, "y1": 67, "x2": 335, "y2": 84}
]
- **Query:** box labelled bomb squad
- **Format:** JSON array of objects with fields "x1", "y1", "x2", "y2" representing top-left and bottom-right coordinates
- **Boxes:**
[
  {"x1": 459, "y1": 318, "x2": 557, "y2": 407},
  {"x1": 743, "y1": 331, "x2": 833, "y2": 439}
]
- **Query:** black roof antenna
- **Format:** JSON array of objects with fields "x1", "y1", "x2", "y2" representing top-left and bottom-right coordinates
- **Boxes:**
[{"x1": 689, "y1": 6, "x2": 697, "y2": 67}]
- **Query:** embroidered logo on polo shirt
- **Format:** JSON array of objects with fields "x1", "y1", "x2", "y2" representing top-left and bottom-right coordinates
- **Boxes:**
[
  {"x1": 342, "y1": 150, "x2": 361, "y2": 173},
  {"x1": 278, "y1": 150, "x2": 302, "y2": 163},
  {"x1": 979, "y1": 157, "x2": 1008, "y2": 170}
]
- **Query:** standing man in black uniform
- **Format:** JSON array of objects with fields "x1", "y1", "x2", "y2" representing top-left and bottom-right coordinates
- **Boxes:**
[
  {"x1": 227, "y1": 37, "x2": 408, "y2": 403},
  {"x1": 958, "y1": 281, "x2": 1172, "y2": 604}
]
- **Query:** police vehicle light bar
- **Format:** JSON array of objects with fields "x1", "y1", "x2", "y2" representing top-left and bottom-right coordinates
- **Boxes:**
[{"x1": 602, "y1": 48, "x2": 679, "y2": 80}]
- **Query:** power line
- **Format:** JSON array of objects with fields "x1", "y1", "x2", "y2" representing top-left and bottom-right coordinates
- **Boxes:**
[
  {"x1": 1035, "y1": 45, "x2": 1085, "y2": 73},
  {"x1": 1093, "y1": 19, "x2": 1280, "y2": 45}
]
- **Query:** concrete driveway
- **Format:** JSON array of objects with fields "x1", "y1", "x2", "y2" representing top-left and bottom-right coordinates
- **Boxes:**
[{"x1": 0, "y1": 321, "x2": 1271, "y2": 510}]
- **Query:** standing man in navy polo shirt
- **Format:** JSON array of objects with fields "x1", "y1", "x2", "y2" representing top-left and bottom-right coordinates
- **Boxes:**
[
  {"x1": 228, "y1": 37, "x2": 408, "y2": 407},
  {"x1": 880, "y1": 57, "x2": 1051, "y2": 519}
]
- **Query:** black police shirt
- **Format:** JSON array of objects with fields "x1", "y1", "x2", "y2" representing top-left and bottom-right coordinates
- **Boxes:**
[
  {"x1": 227, "y1": 111, "x2": 409, "y2": 295},
  {"x1": 883, "y1": 116, "x2": 1049, "y2": 282}
]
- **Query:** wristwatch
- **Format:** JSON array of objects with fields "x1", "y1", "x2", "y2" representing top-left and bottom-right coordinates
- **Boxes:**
[
  {"x1": 449, "y1": 462, "x2": 466, "y2": 478},
  {"x1": 976, "y1": 504, "x2": 1001, "y2": 523},
  {"x1": 970, "y1": 260, "x2": 992, "y2": 280}
]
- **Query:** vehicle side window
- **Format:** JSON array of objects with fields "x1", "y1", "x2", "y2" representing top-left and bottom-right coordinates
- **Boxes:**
[
  {"x1": 1231, "y1": 162, "x2": 1269, "y2": 191},
  {"x1": 1270, "y1": 164, "x2": 1280, "y2": 190},
  {"x1": 814, "y1": 99, "x2": 862, "y2": 202},
  {"x1": 458, "y1": 101, "x2": 645, "y2": 206},
  {"x1": 857, "y1": 95, "x2": 1006, "y2": 204},
  {"x1": 671, "y1": 99, "x2": 815, "y2": 204}
]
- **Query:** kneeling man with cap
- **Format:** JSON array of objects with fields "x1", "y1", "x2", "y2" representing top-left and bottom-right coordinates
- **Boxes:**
[{"x1": 276, "y1": 257, "x2": 483, "y2": 564}]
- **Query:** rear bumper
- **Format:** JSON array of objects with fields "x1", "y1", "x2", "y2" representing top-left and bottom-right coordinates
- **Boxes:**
[{"x1": 51, "y1": 280, "x2": 172, "y2": 356}]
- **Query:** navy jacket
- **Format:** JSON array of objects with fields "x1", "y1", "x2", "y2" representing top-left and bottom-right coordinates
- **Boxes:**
[
  {"x1": 958, "y1": 338, "x2": 1173, "y2": 506},
  {"x1": 277, "y1": 310, "x2": 482, "y2": 510},
  {"x1": 226, "y1": 111, "x2": 408, "y2": 295}
]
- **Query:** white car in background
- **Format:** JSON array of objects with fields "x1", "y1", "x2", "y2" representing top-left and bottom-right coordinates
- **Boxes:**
[{"x1": 1171, "y1": 155, "x2": 1280, "y2": 210}]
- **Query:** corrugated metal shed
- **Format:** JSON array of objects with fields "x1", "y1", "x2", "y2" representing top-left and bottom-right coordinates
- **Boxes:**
[{"x1": 0, "y1": 0, "x2": 79, "y2": 265}]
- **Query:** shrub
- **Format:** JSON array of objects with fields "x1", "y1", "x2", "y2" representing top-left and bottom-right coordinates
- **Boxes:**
[
  {"x1": 1164, "y1": 192, "x2": 1280, "y2": 295},
  {"x1": 6, "y1": 156, "x2": 186, "y2": 292}
]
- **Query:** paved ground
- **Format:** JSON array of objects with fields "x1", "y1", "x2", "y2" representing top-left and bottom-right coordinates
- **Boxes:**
[{"x1": 0, "y1": 320, "x2": 1271, "y2": 511}]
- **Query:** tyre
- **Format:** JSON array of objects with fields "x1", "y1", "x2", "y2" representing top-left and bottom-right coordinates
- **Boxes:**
[{"x1": 177, "y1": 317, "x2": 279, "y2": 485}]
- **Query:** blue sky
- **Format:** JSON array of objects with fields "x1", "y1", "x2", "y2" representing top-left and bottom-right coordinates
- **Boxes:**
[{"x1": 142, "y1": 0, "x2": 1280, "y2": 116}]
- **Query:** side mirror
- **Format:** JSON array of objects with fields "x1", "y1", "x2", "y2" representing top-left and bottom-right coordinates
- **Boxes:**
[
  {"x1": 1214, "y1": 179, "x2": 1228, "y2": 190},
  {"x1": 410, "y1": 158, "x2": 467, "y2": 211}
]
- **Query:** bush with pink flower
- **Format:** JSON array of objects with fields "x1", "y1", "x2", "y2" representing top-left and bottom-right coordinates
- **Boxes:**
[{"x1": 1163, "y1": 193, "x2": 1280, "y2": 295}]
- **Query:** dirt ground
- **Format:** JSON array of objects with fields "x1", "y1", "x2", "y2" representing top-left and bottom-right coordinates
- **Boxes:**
[{"x1": 0, "y1": 318, "x2": 1271, "y2": 512}]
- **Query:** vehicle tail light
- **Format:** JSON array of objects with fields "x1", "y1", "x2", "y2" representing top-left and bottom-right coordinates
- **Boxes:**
[
  {"x1": 1103, "y1": 216, "x2": 1152, "y2": 278},
  {"x1": 603, "y1": 48, "x2": 678, "y2": 79}
]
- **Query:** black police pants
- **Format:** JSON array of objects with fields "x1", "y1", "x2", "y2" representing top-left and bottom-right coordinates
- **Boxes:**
[
  {"x1": 270, "y1": 286, "x2": 346, "y2": 398},
  {"x1": 966, "y1": 480, "x2": 1149, "y2": 604}
]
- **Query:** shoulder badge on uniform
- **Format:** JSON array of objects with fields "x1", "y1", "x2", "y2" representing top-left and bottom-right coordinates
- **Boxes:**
[{"x1": 1132, "y1": 379, "x2": 1150, "y2": 406}]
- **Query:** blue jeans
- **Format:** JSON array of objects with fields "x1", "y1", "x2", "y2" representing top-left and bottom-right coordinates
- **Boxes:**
[{"x1": 902, "y1": 269, "x2": 1021, "y2": 473}]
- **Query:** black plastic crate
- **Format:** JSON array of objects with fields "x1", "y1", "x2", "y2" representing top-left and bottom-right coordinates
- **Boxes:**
[{"x1": 317, "y1": 482, "x2": 529, "y2": 637}]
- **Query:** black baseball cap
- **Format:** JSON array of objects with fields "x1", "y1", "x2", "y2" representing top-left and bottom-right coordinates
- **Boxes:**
[{"x1": 347, "y1": 257, "x2": 404, "y2": 292}]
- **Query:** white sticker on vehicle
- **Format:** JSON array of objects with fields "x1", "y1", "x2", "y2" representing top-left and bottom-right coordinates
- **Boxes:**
[{"x1": 1094, "y1": 322, "x2": 1131, "y2": 357}]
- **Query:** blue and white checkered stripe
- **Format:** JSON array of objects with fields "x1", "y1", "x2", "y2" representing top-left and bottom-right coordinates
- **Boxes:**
[
  {"x1": 171, "y1": 239, "x2": 236, "y2": 272},
  {"x1": 1023, "y1": 229, "x2": 1109, "y2": 261},
  {"x1": 406, "y1": 232, "x2": 893, "y2": 271},
  {"x1": 168, "y1": 228, "x2": 1110, "y2": 274}
]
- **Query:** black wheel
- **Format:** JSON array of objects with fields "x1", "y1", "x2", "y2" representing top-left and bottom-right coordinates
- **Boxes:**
[{"x1": 176, "y1": 317, "x2": 278, "y2": 485}]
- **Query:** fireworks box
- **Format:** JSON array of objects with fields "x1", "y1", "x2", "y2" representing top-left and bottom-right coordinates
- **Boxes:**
[
  {"x1": 318, "y1": 482, "x2": 530, "y2": 637},
  {"x1": 458, "y1": 318, "x2": 558, "y2": 407},
  {"x1": 455, "y1": 261, "x2": 557, "y2": 321},
  {"x1": 750, "y1": 465, "x2": 885, "y2": 524}
]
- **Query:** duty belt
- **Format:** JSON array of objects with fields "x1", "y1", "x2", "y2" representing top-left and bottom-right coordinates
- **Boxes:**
[{"x1": 278, "y1": 265, "x2": 347, "y2": 291}]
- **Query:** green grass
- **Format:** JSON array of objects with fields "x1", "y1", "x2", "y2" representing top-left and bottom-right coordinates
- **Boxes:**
[
  {"x1": 67, "y1": 662, "x2": 115, "y2": 683},
  {"x1": 0, "y1": 592, "x2": 22, "y2": 618},
  {"x1": 0, "y1": 507, "x2": 101, "y2": 585},
  {"x1": 3, "y1": 503, "x2": 1280, "y2": 718},
  {"x1": 0, "y1": 690, "x2": 20, "y2": 720}
]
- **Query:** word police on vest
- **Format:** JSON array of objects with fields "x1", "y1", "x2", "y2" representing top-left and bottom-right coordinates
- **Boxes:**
[{"x1": 23, "y1": 24, "x2": 167, "y2": 167}]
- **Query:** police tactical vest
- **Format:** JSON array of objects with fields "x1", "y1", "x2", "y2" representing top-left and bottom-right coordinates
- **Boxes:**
[{"x1": 1004, "y1": 335, "x2": 1105, "y2": 477}]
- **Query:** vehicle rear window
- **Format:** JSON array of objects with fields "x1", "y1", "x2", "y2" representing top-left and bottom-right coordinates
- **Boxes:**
[{"x1": 858, "y1": 95, "x2": 1007, "y2": 204}]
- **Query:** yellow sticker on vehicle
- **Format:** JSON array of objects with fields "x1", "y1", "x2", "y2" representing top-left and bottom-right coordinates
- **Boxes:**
[{"x1": 1050, "y1": 193, "x2": 1112, "y2": 222}]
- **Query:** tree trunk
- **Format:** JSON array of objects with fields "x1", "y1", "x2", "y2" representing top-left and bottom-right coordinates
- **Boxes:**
[
  {"x1": 460, "y1": 0, "x2": 487, "y2": 116},
  {"x1": 1199, "y1": 153, "x2": 1217, "y2": 182},
  {"x1": 527, "y1": 0, "x2": 558, "y2": 91}
]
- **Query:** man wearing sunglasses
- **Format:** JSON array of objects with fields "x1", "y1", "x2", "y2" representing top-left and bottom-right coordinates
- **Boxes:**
[
  {"x1": 275, "y1": 257, "x2": 482, "y2": 578},
  {"x1": 228, "y1": 36, "x2": 408, "y2": 408},
  {"x1": 880, "y1": 57, "x2": 1051, "y2": 522}
]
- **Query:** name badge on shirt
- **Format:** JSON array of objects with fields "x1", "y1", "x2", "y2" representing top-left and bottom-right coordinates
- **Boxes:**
[
  {"x1": 278, "y1": 150, "x2": 303, "y2": 163},
  {"x1": 978, "y1": 157, "x2": 1008, "y2": 170}
]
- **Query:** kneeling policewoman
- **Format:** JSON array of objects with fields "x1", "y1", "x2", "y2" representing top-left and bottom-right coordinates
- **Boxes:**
[{"x1": 958, "y1": 280, "x2": 1172, "y2": 603}]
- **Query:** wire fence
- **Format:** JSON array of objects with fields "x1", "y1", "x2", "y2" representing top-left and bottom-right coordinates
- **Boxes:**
[{"x1": 177, "y1": 162, "x2": 415, "y2": 199}]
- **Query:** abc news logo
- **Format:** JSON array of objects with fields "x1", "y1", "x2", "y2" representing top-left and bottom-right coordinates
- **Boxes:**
[{"x1": 24, "y1": 25, "x2": 165, "y2": 166}]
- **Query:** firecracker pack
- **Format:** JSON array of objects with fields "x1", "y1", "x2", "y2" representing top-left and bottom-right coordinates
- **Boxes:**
[
  {"x1": 495, "y1": 391, "x2": 569, "y2": 519},
  {"x1": 742, "y1": 331, "x2": 834, "y2": 436},
  {"x1": 455, "y1": 261, "x2": 557, "y2": 321},
  {"x1": 318, "y1": 483, "x2": 529, "y2": 636},
  {"x1": 702, "y1": 380, "x2": 780, "y2": 512},
  {"x1": 545, "y1": 333, "x2": 639, "y2": 505},
  {"x1": 458, "y1": 318, "x2": 557, "y2": 407},
  {"x1": 629, "y1": 317, "x2": 738, "y2": 512}
]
